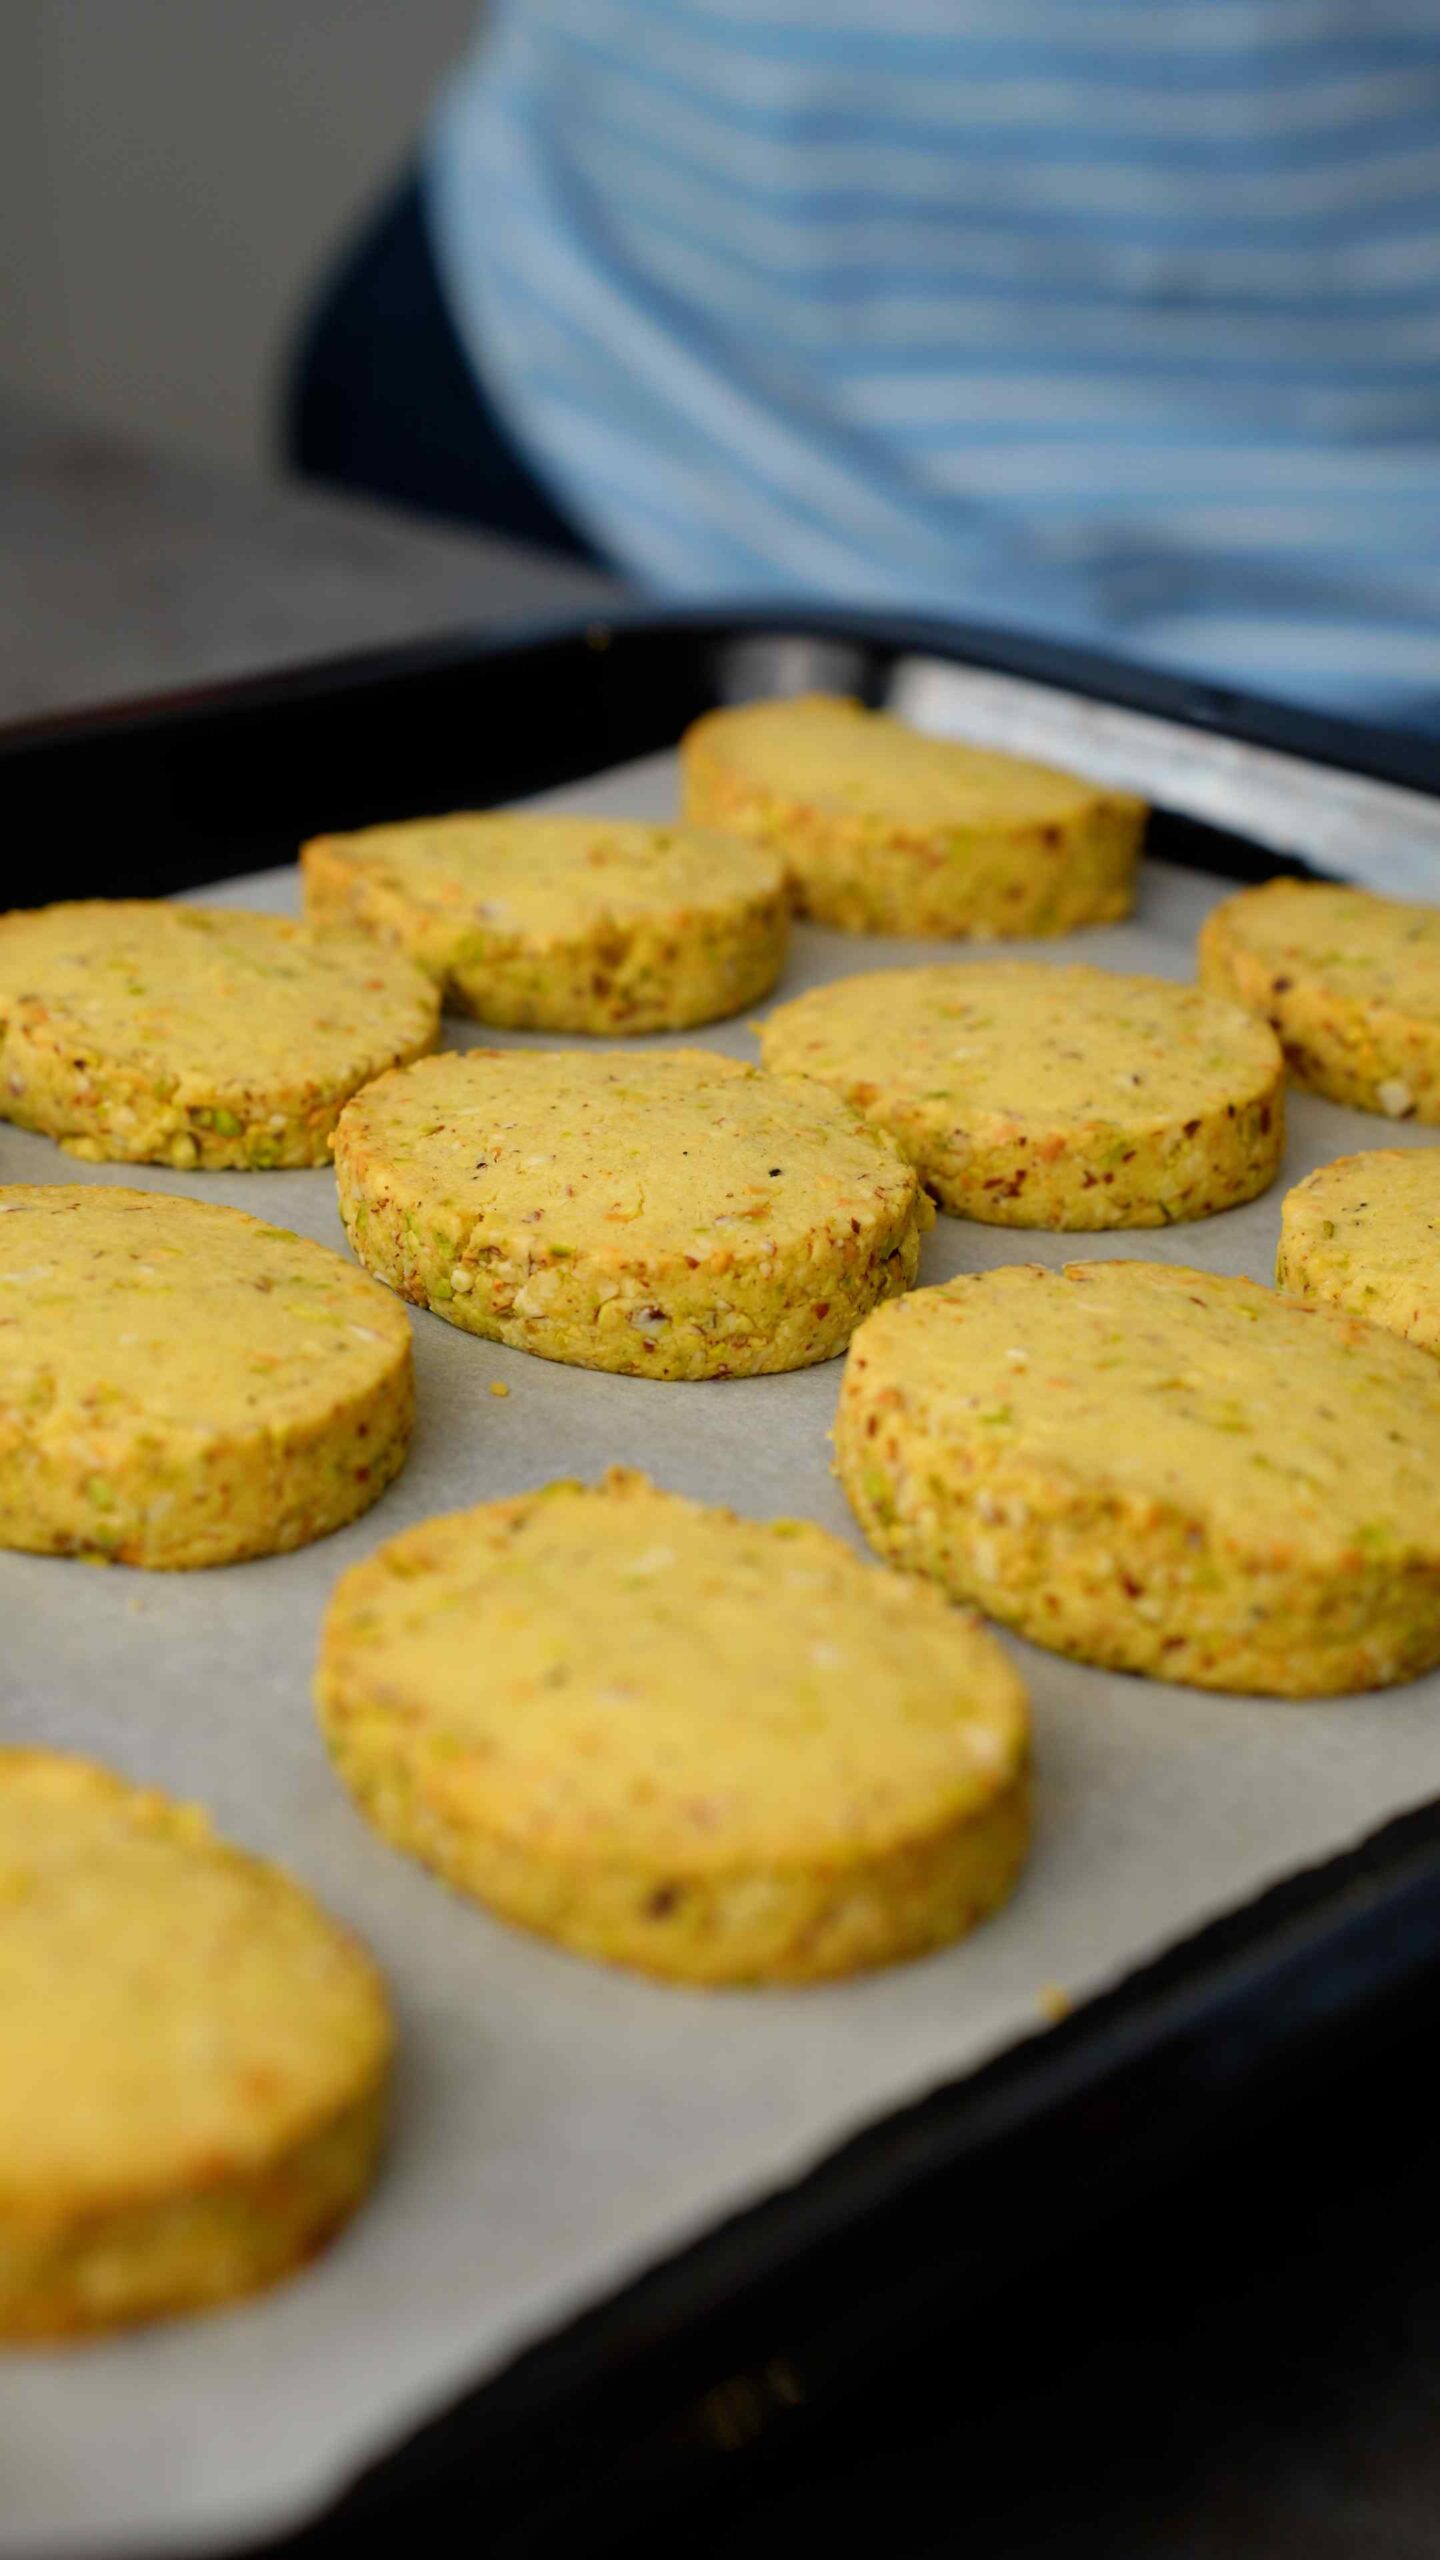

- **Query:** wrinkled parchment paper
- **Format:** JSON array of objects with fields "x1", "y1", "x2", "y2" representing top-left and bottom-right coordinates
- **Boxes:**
[{"x1": 5, "y1": 739, "x2": 1440, "y2": 2557}]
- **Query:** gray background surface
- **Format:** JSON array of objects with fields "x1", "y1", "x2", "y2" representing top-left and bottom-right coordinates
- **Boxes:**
[{"x1": 0, "y1": 1, "x2": 475, "y2": 477}]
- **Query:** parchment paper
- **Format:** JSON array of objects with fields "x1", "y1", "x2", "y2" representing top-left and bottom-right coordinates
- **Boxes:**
[
  {"x1": 891, "y1": 655, "x2": 1440, "y2": 897},
  {"x1": 5, "y1": 742, "x2": 1440, "y2": 2558}
]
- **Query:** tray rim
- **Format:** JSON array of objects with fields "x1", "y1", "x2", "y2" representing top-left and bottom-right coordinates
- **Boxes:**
[
  {"x1": 2, "y1": 599, "x2": 1438, "y2": 798},
  {"x1": 5, "y1": 603, "x2": 1440, "y2": 2549}
]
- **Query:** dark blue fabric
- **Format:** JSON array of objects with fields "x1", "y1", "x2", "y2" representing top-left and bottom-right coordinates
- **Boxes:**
[{"x1": 284, "y1": 173, "x2": 601, "y2": 565}]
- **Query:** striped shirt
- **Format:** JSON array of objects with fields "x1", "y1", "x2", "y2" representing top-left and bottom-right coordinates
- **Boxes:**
[{"x1": 425, "y1": 3, "x2": 1440, "y2": 730}]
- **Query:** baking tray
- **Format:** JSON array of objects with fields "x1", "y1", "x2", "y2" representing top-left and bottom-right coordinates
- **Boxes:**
[{"x1": 3, "y1": 612, "x2": 1440, "y2": 2560}]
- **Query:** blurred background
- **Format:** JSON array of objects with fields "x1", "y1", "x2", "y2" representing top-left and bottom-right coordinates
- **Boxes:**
[
  {"x1": 0, "y1": 0, "x2": 471, "y2": 477},
  {"x1": 3, "y1": 2, "x2": 1438, "y2": 737}
]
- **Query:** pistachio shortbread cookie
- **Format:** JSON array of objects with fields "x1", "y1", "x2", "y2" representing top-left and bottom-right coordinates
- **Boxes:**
[
  {"x1": 760, "y1": 962, "x2": 1283, "y2": 1225},
  {"x1": 1278, "y1": 1148, "x2": 1440, "y2": 1353},
  {"x1": 0, "y1": 1748, "x2": 390, "y2": 2340},
  {"x1": 333, "y1": 1046, "x2": 931, "y2": 1378},
  {"x1": 0, "y1": 900, "x2": 439, "y2": 1167},
  {"x1": 680, "y1": 693, "x2": 1145, "y2": 936},
  {"x1": 0, "y1": 1185, "x2": 413, "y2": 1566},
  {"x1": 302, "y1": 812, "x2": 787, "y2": 1032},
  {"x1": 315, "y1": 1470, "x2": 1029, "y2": 1984},
  {"x1": 1200, "y1": 878, "x2": 1440, "y2": 1122},
  {"x1": 837, "y1": 1259, "x2": 1440, "y2": 1696}
]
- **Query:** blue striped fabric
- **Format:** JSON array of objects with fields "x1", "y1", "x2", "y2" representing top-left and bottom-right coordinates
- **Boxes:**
[{"x1": 425, "y1": 2, "x2": 1440, "y2": 727}]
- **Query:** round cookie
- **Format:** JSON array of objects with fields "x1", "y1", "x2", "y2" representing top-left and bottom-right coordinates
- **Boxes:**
[
  {"x1": 759, "y1": 962, "x2": 1284, "y2": 1227},
  {"x1": 679, "y1": 693, "x2": 1146, "y2": 937},
  {"x1": 1278, "y1": 1149, "x2": 1440, "y2": 1353},
  {"x1": 0, "y1": 1186, "x2": 414, "y2": 1567},
  {"x1": 315, "y1": 1469, "x2": 1030, "y2": 1985},
  {"x1": 332, "y1": 1047, "x2": 931, "y2": 1380},
  {"x1": 302, "y1": 812, "x2": 788, "y2": 1034},
  {"x1": 0, "y1": 900, "x2": 439, "y2": 1168},
  {"x1": 1199, "y1": 878, "x2": 1440, "y2": 1122},
  {"x1": 0, "y1": 1749, "x2": 390, "y2": 2341},
  {"x1": 836, "y1": 1259, "x2": 1440, "y2": 1697}
]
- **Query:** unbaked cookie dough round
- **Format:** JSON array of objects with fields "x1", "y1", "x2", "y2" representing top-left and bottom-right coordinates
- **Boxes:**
[
  {"x1": 315, "y1": 1469, "x2": 1030, "y2": 1985},
  {"x1": 680, "y1": 693, "x2": 1145, "y2": 937},
  {"x1": 836, "y1": 1259, "x2": 1440, "y2": 1697},
  {"x1": 332, "y1": 1046, "x2": 931, "y2": 1379},
  {"x1": 0, "y1": 1186, "x2": 414, "y2": 1567},
  {"x1": 302, "y1": 812, "x2": 788, "y2": 1033},
  {"x1": 759, "y1": 962, "x2": 1284, "y2": 1226},
  {"x1": 0, "y1": 1748, "x2": 390, "y2": 2341},
  {"x1": 0, "y1": 900, "x2": 439, "y2": 1167},
  {"x1": 1278, "y1": 1148, "x2": 1440, "y2": 1353},
  {"x1": 1199, "y1": 878, "x2": 1440, "y2": 1122}
]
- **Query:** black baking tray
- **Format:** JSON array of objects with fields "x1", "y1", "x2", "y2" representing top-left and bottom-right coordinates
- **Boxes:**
[
  {"x1": 5, "y1": 600, "x2": 1436, "y2": 907},
  {"x1": 4, "y1": 609, "x2": 1440, "y2": 2557}
]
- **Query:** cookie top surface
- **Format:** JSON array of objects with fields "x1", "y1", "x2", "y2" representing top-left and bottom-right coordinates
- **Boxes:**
[
  {"x1": 1207, "y1": 880, "x2": 1440, "y2": 1013},
  {"x1": 688, "y1": 695, "x2": 1136, "y2": 830},
  {"x1": 318, "y1": 1471, "x2": 1027, "y2": 1870},
  {"x1": 0, "y1": 901, "x2": 438, "y2": 1085},
  {"x1": 0, "y1": 1185, "x2": 411, "y2": 1437},
  {"x1": 307, "y1": 815, "x2": 783, "y2": 934},
  {"x1": 335, "y1": 1047, "x2": 920, "y2": 1260},
  {"x1": 1281, "y1": 1150, "x2": 1440, "y2": 1318},
  {"x1": 1284, "y1": 1148, "x2": 1440, "y2": 1237},
  {"x1": 0, "y1": 1749, "x2": 389, "y2": 2205},
  {"x1": 761, "y1": 963, "x2": 1279, "y2": 1130},
  {"x1": 849, "y1": 1260, "x2": 1440, "y2": 1564}
]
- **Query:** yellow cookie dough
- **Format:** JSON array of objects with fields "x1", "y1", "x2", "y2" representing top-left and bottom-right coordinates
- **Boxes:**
[
  {"x1": 0, "y1": 900, "x2": 439, "y2": 1168},
  {"x1": 333, "y1": 1046, "x2": 931, "y2": 1379},
  {"x1": 836, "y1": 1259, "x2": 1440, "y2": 1697},
  {"x1": 0, "y1": 1186, "x2": 413, "y2": 1567},
  {"x1": 302, "y1": 812, "x2": 788, "y2": 1034},
  {"x1": 315, "y1": 1470, "x2": 1030, "y2": 1985},
  {"x1": 680, "y1": 693, "x2": 1146, "y2": 937},
  {"x1": 759, "y1": 963, "x2": 1284, "y2": 1227},
  {"x1": 1199, "y1": 878, "x2": 1440, "y2": 1122},
  {"x1": 1278, "y1": 1149, "x2": 1440, "y2": 1353},
  {"x1": 0, "y1": 1749, "x2": 390, "y2": 2341}
]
